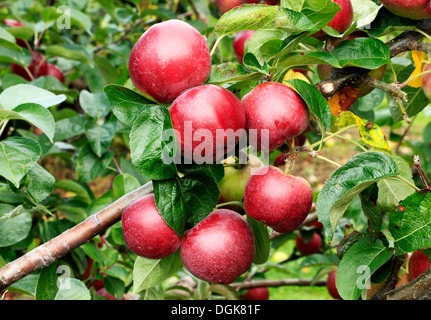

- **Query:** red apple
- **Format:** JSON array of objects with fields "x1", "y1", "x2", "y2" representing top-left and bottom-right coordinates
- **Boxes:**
[
  {"x1": 233, "y1": 30, "x2": 255, "y2": 64},
  {"x1": 243, "y1": 166, "x2": 313, "y2": 233},
  {"x1": 380, "y1": 0, "x2": 431, "y2": 20},
  {"x1": 96, "y1": 288, "x2": 117, "y2": 300},
  {"x1": 317, "y1": 31, "x2": 387, "y2": 98},
  {"x1": 3, "y1": 19, "x2": 26, "y2": 47},
  {"x1": 244, "y1": 287, "x2": 269, "y2": 300},
  {"x1": 180, "y1": 209, "x2": 255, "y2": 284},
  {"x1": 296, "y1": 232, "x2": 322, "y2": 255},
  {"x1": 169, "y1": 84, "x2": 246, "y2": 162},
  {"x1": 11, "y1": 52, "x2": 48, "y2": 81},
  {"x1": 242, "y1": 82, "x2": 309, "y2": 152},
  {"x1": 408, "y1": 249, "x2": 431, "y2": 280},
  {"x1": 327, "y1": 269, "x2": 342, "y2": 300},
  {"x1": 422, "y1": 64, "x2": 431, "y2": 100},
  {"x1": 121, "y1": 193, "x2": 182, "y2": 259},
  {"x1": 311, "y1": 0, "x2": 353, "y2": 38},
  {"x1": 41, "y1": 63, "x2": 65, "y2": 83},
  {"x1": 216, "y1": 0, "x2": 243, "y2": 14},
  {"x1": 128, "y1": 19, "x2": 211, "y2": 103}
]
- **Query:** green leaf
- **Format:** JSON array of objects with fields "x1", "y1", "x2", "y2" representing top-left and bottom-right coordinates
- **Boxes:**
[
  {"x1": 130, "y1": 105, "x2": 178, "y2": 181},
  {"x1": 103, "y1": 276, "x2": 125, "y2": 299},
  {"x1": 27, "y1": 164, "x2": 55, "y2": 203},
  {"x1": 246, "y1": 215, "x2": 270, "y2": 265},
  {"x1": 209, "y1": 284, "x2": 240, "y2": 300},
  {"x1": 0, "y1": 84, "x2": 66, "y2": 111},
  {"x1": 278, "y1": 51, "x2": 340, "y2": 69},
  {"x1": 81, "y1": 242, "x2": 103, "y2": 265},
  {"x1": 336, "y1": 237, "x2": 394, "y2": 300},
  {"x1": 35, "y1": 263, "x2": 59, "y2": 300},
  {"x1": 54, "y1": 179, "x2": 92, "y2": 205},
  {"x1": 389, "y1": 86, "x2": 429, "y2": 123},
  {"x1": 53, "y1": 115, "x2": 87, "y2": 141},
  {"x1": 0, "y1": 136, "x2": 41, "y2": 188},
  {"x1": 214, "y1": 5, "x2": 318, "y2": 37},
  {"x1": 153, "y1": 170, "x2": 220, "y2": 236},
  {"x1": 208, "y1": 62, "x2": 263, "y2": 85},
  {"x1": 84, "y1": 120, "x2": 116, "y2": 157},
  {"x1": 0, "y1": 103, "x2": 56, "y2": 142},
  {"x1": 316, "y1": 152, "x2": 399, "y2": 239},
  {"x1": 54, "y1": 279, "x2": 91, "y2": 300},
  {"x1": 351, "y1": 0, "x2": 381, "y2": 29},
  {"x1": 377, "y1": 155, "x2": 415, "y2": 212},
  {"x1": 368, "y1": 6, "x2": 417, "y2": 37},
  {"x1": 75, "y1": 144, "x2": 114, "y2": 183},
  {"x1": 333, "y1": 37, "x2": 391, "y2": 70},
  {"x1": 104, "y1": 84, "x2": 156, "y2": 127},
  {"x1": 389, "y1": 191, "x2": 431, "y2": 254},
  {"x1": 79, "y1": 90, "x2": 111, "y2": 120},
  {"x1": 284, "y1": 79, "x2": 332, "y2": 131},
  {"x1": 133, "y1": 251, "x2": 183, "y2": 293},
  {"x1": 281, "y1": 0, "x2": 342, "y2": 30},
  {"x1": 0, "y1": 211, "x2": 32, "y2": 247},
  {"x1": 112, "y1": 173, "x2": 141, "y2": 199},
  {"x1": 45, "y1": 44, "x2": 92, "y2": 65},
  {"x1": 0, "y1": 46, "x2": 31, "y2": 66},
  {"x1": 0, "y1": 27, "x2": 21, "y2": 50}
]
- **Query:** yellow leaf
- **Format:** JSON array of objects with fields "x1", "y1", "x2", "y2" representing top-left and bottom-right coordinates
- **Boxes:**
[
  {"x1": 282, "y1": 69, "x2": 310, "y2": 88},
  {"x1": 407, "y1": 50, "x2": 425, "y2": 88},
  {"x1": 335, "y1": 111, "x2": 391, "y2": 151},
  {"x1": 328, "y1": 86, "x2": 361, "y2": 116}
]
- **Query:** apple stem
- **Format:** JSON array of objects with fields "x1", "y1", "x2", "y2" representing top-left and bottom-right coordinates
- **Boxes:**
[
  {"x1": 395, "y1": 175, "x2": 421, "y2": 192},
  {"x1": 398, "y1": 67, "x2": 431, "y2": 88},
  {"x1": 215, "y1": 201, "x2": 245, "y2": 210},
  {"x1": 210, "y1": 34, "x2": 226, "y2": 57}
]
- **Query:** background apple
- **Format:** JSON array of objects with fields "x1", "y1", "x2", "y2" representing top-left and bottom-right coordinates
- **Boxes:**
[
  {"x1": 3, "y1": 19, "x2": 26, "y2": 47},
  {"x1": 11, "y1": 52, "x2": 48, "y2": 81},
  {"x1": 180, "y1": 209, "x2": 255, "y2": 284},
  {"x1": 296, "y1": 232, "x2": 322, "y2": 255},
  {"x1": 408, "y1": 249, "x2": 431, "y2": 280},
  {"x1": 422, "y1": 64, "x2": 431, "y2": 100},
  {"x1": 326, "y1": 269, "x2": 342, "y2": 300},
  {"x1": 242, "y1": 82, "x2": 309, "y2": 152},
  {"x1": 169, "y1": 84, "x2": 246, "y2": 162},
  {"x1": 243, "y1": 287, "x2": 270, "y2": 300},
  {"x1": 233, "y1": 30, "x2": 255, "y2": 63},
  {"x1": 311, "y1": 0, "x2": 353, "y2": 38},
  {"x1": 317, "y1": 30, "x2": 387, "y2": 98},
  {"x1": 121, "y1": 193, "x2": 182, "y2": 259},
  {"x1": 379, "y1": 0, "x2": 431, "y2": 20},
  {"x1": 244, "y1": 166, "x2": 313, "y2": 232},
  {"x1": 43, "y1": 63, "x2": 65, "y2": 83},
  {"x1": 128, "y1": 19, "x2": 211, "y2": 103}
]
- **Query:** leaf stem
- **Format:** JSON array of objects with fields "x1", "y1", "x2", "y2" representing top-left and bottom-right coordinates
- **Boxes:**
[
  {"x1": 394, "y1": 175, "x2": 421, "y2": 192},
  {"x1": 215, "y1": 201, "x2": 245, "y2": 209},
  {"x1": 210, "y1": 34, "x2": 226, "y2": 57},
  {"x1": 307, "y1": 124, "x2": 357, "y2": 150},
  {"x1": 0, "y1": 120, "x2": 9, "y2": 138}
]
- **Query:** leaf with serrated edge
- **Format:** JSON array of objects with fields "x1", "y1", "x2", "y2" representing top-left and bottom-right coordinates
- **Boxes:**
[{"x1": 316, "y1": 152, "x2": 398, "y2": 239}]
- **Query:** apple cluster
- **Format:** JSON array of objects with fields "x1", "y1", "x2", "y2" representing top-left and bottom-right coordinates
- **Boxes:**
[
  {"x1": 123, "y1": 18, "x2": 319, "y2": 285},
  {"x1": 3, "y1": 19, "x2": 65, "y2": 83}
]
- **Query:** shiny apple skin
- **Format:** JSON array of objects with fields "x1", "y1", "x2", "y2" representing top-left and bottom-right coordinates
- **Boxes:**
[
  {"x1": 242, "y1": 82, "x2": 309, "y2": 152},
  {"x1": 180, "y1": 209, "x2": 255, "y2": 284},
  {"x1": 408, "y1": 249, "x2": 431, "y2": 280},
  {"x1": 122, "y1": 193, "x2": 182, "y2": 259},
  {"x1": 312, "y1": 0, "x2": 353, "y2": 38},
  {"x1": 380, "y1": 0, "x2": 431, "y2": 19},
  {"x1": 128, "y1": 19, "x2": 212, "y2": 103},
  {"x1": 169, "y1": 84, "x2": 246, "y2": 162},
  {"x1": 233, "y1": 30, "x2": 256, "y2": 63},
  {"x1": 244, "y1": 166, "x2": 313, "y2": 232}
]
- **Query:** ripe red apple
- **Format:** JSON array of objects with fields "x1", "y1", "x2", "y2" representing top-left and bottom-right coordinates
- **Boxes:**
[
  {"x1": 327, "y1": 269, "x2": 342, "y2": 300},
  {"x1": 422, "y1": 64, "x2": 431, "y2": 100},
  {"x1": 243, "y1": 287, "x2": 269, "y2": 300},
  {"x1": 216, "y1": 0, "x2": 243, "y2": 14},
  {"x1": 41, "y1": 63, "x2": 65, "y2": 83},
  {"x1": 311, "y1": 0, "x2": 353, "y2": 38},
  {"x1": 121, "y1": 193, "x2": 182, "y2": 259},
  {"x1": 169, "y1": 84, "x2": 246, "y2": 162},
  {"x1": 218, "y1": 154, "x2": 263, "y2": 205},
  {"x1": 380, "y1": 0, "x2": 431, "y2": 20},
  {"x1": 241, "y1": 82, "x2": 309, "y2": 152},
  {"x1": 11, "y1": 52, "x2": 48, "y2": 81},
  {"x1": 128, "y1": 19, "x2": 211, "y2": 103},
  {"x1": 408, "y1": 249, "x2": 431, "y2": 280},
  {"x1": 243, "y1": 166, "x2": 313, "y2": 232},
  {"x1": 317, "y1": 31, "x2": 387, "y2": 98},
  {"x1": 233, "y1": 30, "x2": 255, "y2": 64},
  {"x1": 180, "y1": 209, "x2": 255, "y2": 284},
  {"x1": 296, "y1": 232, "x2": 322, "y2": 255}
]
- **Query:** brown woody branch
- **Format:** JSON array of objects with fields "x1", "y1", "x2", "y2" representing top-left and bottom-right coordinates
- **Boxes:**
[
  {"x1": 0, "y1": 181, "x2": 154, "y2": 291},
  {"x1": 315, "y1": 18, "x2": 431, "y2": 100}
]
